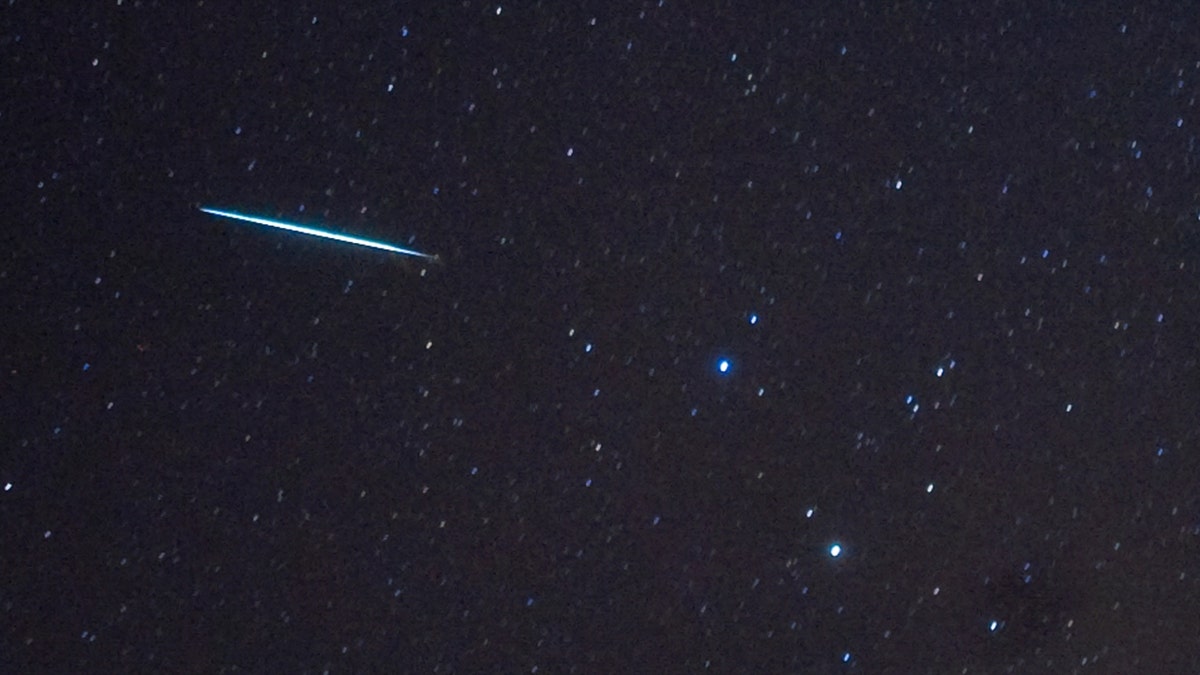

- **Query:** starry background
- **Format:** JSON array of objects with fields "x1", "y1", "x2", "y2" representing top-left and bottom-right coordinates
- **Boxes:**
[{"x1": 4, "y1": 2, "x2": 1200, "y2": 673}]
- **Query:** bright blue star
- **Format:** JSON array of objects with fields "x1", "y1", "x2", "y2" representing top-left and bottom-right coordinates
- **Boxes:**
[{"x1": 717, "y1": 358, "x2": 731, "y2": 374}]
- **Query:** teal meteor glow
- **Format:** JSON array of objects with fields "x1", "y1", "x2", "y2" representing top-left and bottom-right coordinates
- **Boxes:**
[{"x1": 200, "y1": 207, "x2": 434, "y2": 259}]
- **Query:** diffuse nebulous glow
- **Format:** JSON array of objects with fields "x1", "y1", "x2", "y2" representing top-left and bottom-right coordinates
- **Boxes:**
[{"x1": 200, "y1": 207, "x2": 435, "y2": 260}]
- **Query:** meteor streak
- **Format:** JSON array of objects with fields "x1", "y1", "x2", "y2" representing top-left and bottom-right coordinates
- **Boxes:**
[{"x1": 200, "y1": 207, "x2": 435, "y2": 259}]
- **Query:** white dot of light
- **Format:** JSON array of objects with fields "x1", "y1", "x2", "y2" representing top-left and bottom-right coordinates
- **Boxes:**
[
  {"x1": 717, "y1": 358, "x2": 731, "y2": 373},
  {"x1": 829, "y1": 543, "x2": 842, "y2": 558}
]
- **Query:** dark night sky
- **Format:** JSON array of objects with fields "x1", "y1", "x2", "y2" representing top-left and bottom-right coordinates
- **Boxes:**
[{"x1": 4, "y1": 2, "x2": 1200, "y2": 673}]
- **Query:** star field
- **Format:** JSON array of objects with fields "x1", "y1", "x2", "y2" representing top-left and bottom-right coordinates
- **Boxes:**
[{"x1": 4, "y1": 2, "x2": 1200, "y2": 672}]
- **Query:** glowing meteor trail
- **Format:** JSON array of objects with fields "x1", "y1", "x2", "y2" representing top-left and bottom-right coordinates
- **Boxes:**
[{"x1": 200, "y1": 207, "x2": 435, "y2": 259}]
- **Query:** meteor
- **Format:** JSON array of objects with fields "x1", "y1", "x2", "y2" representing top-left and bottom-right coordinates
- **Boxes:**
[{"x1": 200, "y1": 207, "x2": 435, "y2": 260}]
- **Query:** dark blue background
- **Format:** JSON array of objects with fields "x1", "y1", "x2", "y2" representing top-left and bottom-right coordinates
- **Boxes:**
[{"x1": 4, "y1": 2, "x2": 1199, "y2": 671}]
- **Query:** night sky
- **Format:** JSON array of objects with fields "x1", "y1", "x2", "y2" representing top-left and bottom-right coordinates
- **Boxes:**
[{"x1": 5, "y1": 2, "x2": 1200, "y2": 673}]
